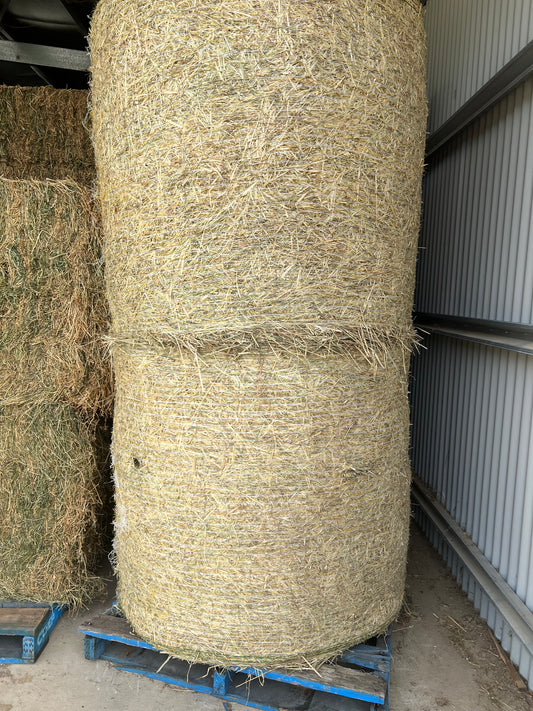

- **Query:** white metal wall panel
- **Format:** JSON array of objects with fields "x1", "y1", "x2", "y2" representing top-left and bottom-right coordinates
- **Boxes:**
[
  {"x1": 425, "y1": 0, "x2": 533, "y2": 131},
  {"x1": 411, "y1": 333, "x2": 533, "y2": 684},
  {"x1": 414, "y1": 0, "x2": 533, "y2": 691},
  {"x1": 416, "y1": 76, "x2": 533, "y2": 323},
  {"x1": 411, "y1": 334, "x2": 533, "y2": 604}
]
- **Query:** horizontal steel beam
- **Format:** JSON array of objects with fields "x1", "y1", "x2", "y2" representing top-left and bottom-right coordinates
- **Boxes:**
[
  {"x1": 412, "y1": 476, "x2": 533, "y2": 659},
  {"x1": 426, "y1": 39, "x2": 533, "y2": 157},
  {"x1": 0, "y1": 40, "x2": 89, "y2": 71},
  {"x1": 415, "y1": 314, "x2": 533, "y2": 356}
]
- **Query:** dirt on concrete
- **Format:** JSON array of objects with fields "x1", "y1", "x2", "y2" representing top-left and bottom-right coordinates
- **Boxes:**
[{"x1": 392, "y1": 523, "x2": 533, "y2": 711}]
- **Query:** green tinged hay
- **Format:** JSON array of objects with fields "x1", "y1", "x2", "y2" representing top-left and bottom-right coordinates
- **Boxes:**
[
  {"x1": 111, "y1": 342, "x2": 412, "y2": 668},
  {"x1": 0, "y1": 178, "x2": 112, "y2": 415},
  {"x1": 0, "y1": 85, "x2": 94, "y2": 183},
  {"x1": 0, "y1": 89, "x2": 112, "y2": 607},
  {"x1": 90, "y1": 0, "x2": 427, "y2": 348},
  {"x1": 0, "y1": 404, "x2": 110, "y2": 606}
]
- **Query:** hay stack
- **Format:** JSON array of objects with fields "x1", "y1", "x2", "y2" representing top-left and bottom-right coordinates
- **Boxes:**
[
  {"x1": 90, "y1": 0, "x2": 426, "y2": 666},
  {"x1": 112, "y1": 342, "x2": 411, "y2": 666},
  {"x1": 0, "y1": 88, "x2": 112, "y2": 604},
  {"x1": 90, "y1": 0, "x2": 427, "y2": 345},
  {"x1": 0, "y1": 178, "x2": 112, "y2": 415},
  {"x1": 0, "y1": 86, "x2": 94, "y2": 183},
  {"x1": 0, "y1": 404, "x2": 109, "y2": 605}
]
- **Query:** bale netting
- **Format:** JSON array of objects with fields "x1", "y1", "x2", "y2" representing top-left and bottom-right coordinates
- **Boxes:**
[
  {"x1": 0, "y1": 403, "x2": 110, "y2": 606},
  {"x1": 89, "y1": 0, "x2": 427, "y2": 345},
  {"x1": 0, "y1": 85, "x2": 94, "y2": 183},
  {"x1": 111, "y1": 341, "x2": 412, "y2": 668},
  {"x1": 0, "y1": 178, "x2": 112, "y2": 416}
]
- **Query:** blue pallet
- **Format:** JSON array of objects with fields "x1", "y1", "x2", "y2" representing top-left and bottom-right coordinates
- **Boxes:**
[
  {"x1": 0, "y1": 602, "x2": 65, "y2": 663},
  {"x1": 79, "y1": 613, "x2": 391, "y2": 710}
]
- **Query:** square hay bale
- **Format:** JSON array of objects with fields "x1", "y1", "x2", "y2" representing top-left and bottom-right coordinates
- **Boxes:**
[
  {"x1": 0, "y1": 178, "x2": 112, "y2": 416},
  {"x1": 0, "y1": 404, "x2": 111, "y2": 606},
  {"x1": 0, "y1": 85, "x2": 94, "y2": 183}
]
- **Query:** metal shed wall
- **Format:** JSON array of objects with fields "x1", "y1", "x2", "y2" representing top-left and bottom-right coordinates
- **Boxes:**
[
  {"x1": 412, "y1": 0, "x2": 533, "y2": 688},
  {"x1": 411, "y1": 336, "x2": 533, "y2": 602},
  {"x1": 417, "y1": 77, "x2": 533, "y2": 323},
  {"x1": 426, "y1": 0, "x2": 533, "y2": 131}
]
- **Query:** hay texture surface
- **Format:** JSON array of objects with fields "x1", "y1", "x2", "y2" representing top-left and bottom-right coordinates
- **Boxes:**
[
  {"x1": 0, "y1": 86, "x2": 94, "y2": 183},
  {"x1": 0, "y1": 404, "x2": 108, "y2": 606},
  {"x1": 111, "y1": 343, "x2": 411, "y2": 667},
  {"x1": 90, "y1": 0, "x2": 427, "y2": 345},
  {"x1": 0, "y1": 178, "x2": 112, "y2": 415}
]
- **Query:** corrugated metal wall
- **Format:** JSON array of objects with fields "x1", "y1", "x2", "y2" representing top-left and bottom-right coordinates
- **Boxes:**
[
  {"x1": 411, "y1": 336, "x2": 533, "y2": 601},
  {"x1": 417, "y1": 77, "x2": 533, "y2": 322},
  {"x1": 426, "y1": 0, "x2": 533, "y2": 131},
  {"x1": 412, "y1": 0, "x2": 533, "y2": 687}
]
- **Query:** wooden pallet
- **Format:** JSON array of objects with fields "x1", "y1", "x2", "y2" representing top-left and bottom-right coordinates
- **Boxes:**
[
  {"x1": 79, "y1": 613, "x2": 390, "y2": 710},
  {"x1": 0, "y1": 602, "x2": 65, "y2": 663}
]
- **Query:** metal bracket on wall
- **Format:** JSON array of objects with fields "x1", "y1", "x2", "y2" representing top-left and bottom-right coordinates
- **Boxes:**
[
  {"x1": 415, "y1": 316, "x2": 533, "y2": 356},
  {"x1": 411, "y1": 475, "x2": 533, "y2": 659},
  {"x1": 426, "y1": 39, "x2": 533, "y2": 157},
  {"x1": 0, "y1": 40, "x2": 89, "y2": 71}
]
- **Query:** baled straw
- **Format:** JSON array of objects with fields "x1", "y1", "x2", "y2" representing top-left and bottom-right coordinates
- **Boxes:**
[
  {"x1": 0, "y1": 85, "x2": 94, "y2": 183},
  {"x1": 89, "y1": 0, "x2": 427, "y2": 348},
  {"x1": 0, "y1": 404, "x2": 110, "y2": 606},
  {"x1": 111, "y1": 342, "x2": 412, "y2": 668},
  {"x1": 0, "y1": 178, "x2": 112, "y2": 416}
]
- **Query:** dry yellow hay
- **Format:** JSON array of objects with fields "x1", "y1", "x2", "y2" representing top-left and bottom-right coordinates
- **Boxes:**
[
  {"x1": 0, "y1": 85, "x2": 94, "y2": 183},
  {"x1": 0, "y1": 404, "x2": 110, "y2": 606},
  {"x1": 111, "y1": 341, "x2": 412, "y2": 668},
  {"x1": 90, "y1": 0, "x2": 427, "y2": 347},
  {"x1": 0, "y1": 178, "x2": 112, "y2": 415}
]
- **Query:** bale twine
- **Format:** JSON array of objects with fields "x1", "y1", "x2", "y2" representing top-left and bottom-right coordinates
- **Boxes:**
[
  {"x1": 0, "y1": 403, "x2": 110, "y2": 606},
  {"x1": 111, "y1": 342, "x2": 411, "y2": 667},
  {"x1": 0, "y1": 178, "x2": 112, "y2": 415},
  {"x1": 0, "y1": 85, "x2": 94, "y2": 183},
  {"x1": 89, "y1": 0, "x2": 427, "y2": 346}
]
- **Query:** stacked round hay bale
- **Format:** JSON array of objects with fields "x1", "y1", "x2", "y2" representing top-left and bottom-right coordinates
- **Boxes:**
[
  {"x1": 0, "y1": 86, "x2": 112, "y2": 606},
  {"x1": 90, "y1": 0, "x2": 427, "y2": 665},
  {"x1": 111, "y1": 342, "x2": 412, "y2": 665}
]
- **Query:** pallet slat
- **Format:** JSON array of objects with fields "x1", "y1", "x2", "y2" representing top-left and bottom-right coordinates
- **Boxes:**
[{"x1": 0, "y1": 608, "x2": 48, "y2": 636}]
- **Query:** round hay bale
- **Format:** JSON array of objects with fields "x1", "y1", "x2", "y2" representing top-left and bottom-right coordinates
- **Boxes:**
[
  {"x1": 0, "y1": 86, "x2": 94, "y2": 183},
  {"x1": 89, "y1": 0, "x2": 427, "y2": 346},
  {"x1": 111, "y1": 342, "x2": 412, "y2": 667}
]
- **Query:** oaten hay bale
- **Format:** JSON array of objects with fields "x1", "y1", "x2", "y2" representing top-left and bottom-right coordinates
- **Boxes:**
[
  {"x1": 90, "y1": 0, "x2": 427, "y2": 346},
  {"x1": 0, "y1": 85, "x2": 94, "y2": 183},
  {"x1": 0, "y1": 404, "x2": 109, "y2": 606},
  {"x1": 0, "y1": 178, "x2": 112, "y2": 415},
  {"x1": 111, "y1": 342, "x2": 412, "y2": 668}
]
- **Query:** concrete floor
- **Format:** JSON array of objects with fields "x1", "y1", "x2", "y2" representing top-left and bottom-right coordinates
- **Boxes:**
[{"x1": 2, "y1": 524, "x2": 533, "y2": 711}]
